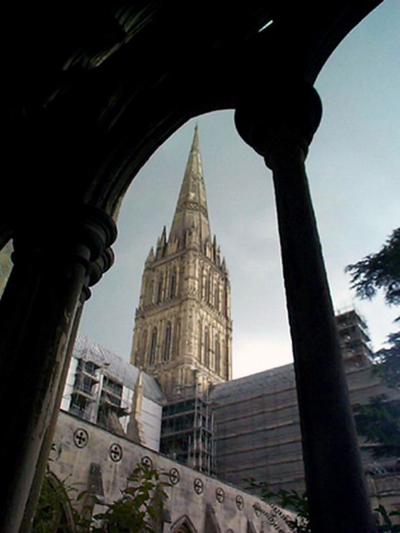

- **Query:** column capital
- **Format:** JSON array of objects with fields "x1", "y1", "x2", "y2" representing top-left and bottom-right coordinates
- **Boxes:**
[
  {"x1": 235, "y1": 78, "x2": 322, "y2": 169},
  {"x1": 11, "y1": 203, "x2": 117, "y2": 279}
]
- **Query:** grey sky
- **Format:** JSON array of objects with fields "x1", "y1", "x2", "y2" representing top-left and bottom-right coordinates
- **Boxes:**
[{"x1": 80, "y1": 1, "x2": 399, "y2": 379}]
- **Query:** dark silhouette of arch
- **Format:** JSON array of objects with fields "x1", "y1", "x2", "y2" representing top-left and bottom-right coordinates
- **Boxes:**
[{"x1": 1, "y1": 4, "x2": 385, "y2": 531}]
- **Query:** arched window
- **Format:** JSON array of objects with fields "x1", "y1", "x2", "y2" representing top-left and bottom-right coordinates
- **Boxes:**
[
  {"x1": 199, "y1": 267, "x2": 203, "y2": 299},
  {"x1": 170, "y1": 515, "x2": 197, "y2": 533},
  {"x1": 204, "y1": 327, "x2": 209, "y2": 367},
  {"x1": 141, "y1": 329, "x2": 148, "y2": 366},
  {"x1": 215, "y1": 335, "x2": 220, "y2": 375},
  {"x1": 202, "y1": 268, "x2": 207, "y2": 300},
  {"x1": 215, "y1": 283, "x2": 220, "y2": 311},
  {"x1": 174, "y1": 319, "x2": 181, "y2": 357},
  {"x1": 198, "y1": 320, "x2": 203, "y2": 363},
  {"x1": 169, "y1": 268, "x2": 176, "y2": 299},
  {"x1": 163, "y1": 322, "x2": 172, "y2": 362},
  {"x1": 148, "y1": 279, "x2": 154, "y2": 305},
  {"x1": 205, "y1": 273, "x2": 211, "y2": 303},
  {"x1": 149, "y1": 328, "x2": 157, "y2": 365},
  {"x1": 157, "y1": 275, "x2": 163, "y2": 303}
]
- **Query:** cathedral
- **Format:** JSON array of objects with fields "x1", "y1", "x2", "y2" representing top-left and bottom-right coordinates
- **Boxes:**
[
  {"x1": 130, "y1": 125, "x2": 232, "y2": 396},
  {"x1": 3, "y1": 128, "x2": 398, "y2": 531}
]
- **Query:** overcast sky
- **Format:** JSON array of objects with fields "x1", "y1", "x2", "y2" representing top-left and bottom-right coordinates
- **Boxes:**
[{"x1": 80, "y1": 1, "x2": 399, "y2": 379}]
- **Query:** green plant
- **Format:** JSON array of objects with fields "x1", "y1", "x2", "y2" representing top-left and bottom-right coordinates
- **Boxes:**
[
  {"x1": 247, "y1": 479, "x2": 400, "y2": 533},
  {"x1": 246, "y1": 479, "x2": 311, "y2": 533},
  {"x1": 345, "y1": 227, "x2": 400, "y2": 312},
  {"x1": 34, "y1": 462, "x2": 170, "y2": 533},
  {"x1": 32, "y1": 471, "x2": 80, "y2": 533},
  {"x1": 91, "y1": 462, "x2": 170, "y2": 533},
  {"x1": 375, "y1": 505, "x2": 400, "y2": 532},
  {"x1": 354, "y1": 395, "x2": 400, "y2": 459}
]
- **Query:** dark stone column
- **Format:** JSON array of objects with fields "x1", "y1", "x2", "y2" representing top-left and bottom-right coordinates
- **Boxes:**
[
  {"x1": 235, "y1": 80, "x2": 376, "y2": 533},
  {"x1": 0, "y1": 205, "x2": 117, "y2": 533}
]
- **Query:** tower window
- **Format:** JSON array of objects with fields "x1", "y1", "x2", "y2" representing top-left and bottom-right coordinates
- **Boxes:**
[
  {"x1": 215, "y1": 336, "x2": 221, "y2": 375},
  {"x1": 215, "y1": 284, "x2": 220, "y2": 311},
  {"x1": 174, "y1": 320, "x2": 181, "y2": 357},
  {"x1": 149, "y1": 328, "x2": 158, "y2": 365},
  {"x1": 198, "y1": 320, "x2": 203, "y2": 364},
  {"x1": 157, "y1": 275, "x2": 163, "y2": 303},
  {"x1": 169, "y1": 270, "x2": 176, "y2": 299},
  {"x1": 204, "y1": 327, "x2": 210, "y2": 367},
  {"x1": 140, "y1": 330, "x2": 148, "y2": 366},
  {"x1": 163, "y1": 323, "x2": 172, "y2": 362}
]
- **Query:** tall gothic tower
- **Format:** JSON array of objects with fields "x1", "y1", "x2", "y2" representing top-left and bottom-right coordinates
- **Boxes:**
[{"x1": 130, "y1": 127, "x2": 232, "y2": 398}]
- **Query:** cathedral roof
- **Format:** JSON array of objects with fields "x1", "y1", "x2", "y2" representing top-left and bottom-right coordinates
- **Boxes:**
[
  {"x1": 169, "y1": 126, "x2": 211, "y2": 245},
  {"x1": 209, "y1": 363, "x2": 295, "y2": 402},
  {"x1": 73, "y1": 334, "x2": 165, "y2": 404}
]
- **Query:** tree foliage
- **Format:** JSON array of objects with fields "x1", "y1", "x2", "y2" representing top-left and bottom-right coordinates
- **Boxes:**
[
  {"x1": 346, "y1": 228, "x2": 400, "y2": 460},
  {"x1": 247, "y1": 479, "x2": 400, "y2": 533},
  {"x1": 375, "y1": 330, "x2": 400, "y2": 389},
  {"x1": 32, "y1": 471, "x2": 82, "y2": 533},
  {"x1": 33, "y1": 462, "x2": 170, "y2": 533},
  {"x1": 246, "y1": 479, "x2": 311, "y2": 533},
  {"x1": 345, "y1": 227, "x2": 400, "y2": 312},
  {"x1": 354, "y1": 395, "x2": 400, "y2": 459},
  {"x1": 92, "y1": 462, "x2": 170, "y2": 533}
]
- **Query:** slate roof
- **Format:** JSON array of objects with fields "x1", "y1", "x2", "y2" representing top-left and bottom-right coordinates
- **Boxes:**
[{"x1": 209, "y1": 363, "x2": 295, "y2": 402}]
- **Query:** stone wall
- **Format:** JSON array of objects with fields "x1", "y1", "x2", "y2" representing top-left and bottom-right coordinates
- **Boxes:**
[{"x1": 51, "y1": 410, "x2": 295, "y2": 532}]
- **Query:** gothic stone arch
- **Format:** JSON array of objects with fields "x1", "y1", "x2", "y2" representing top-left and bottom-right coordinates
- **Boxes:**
[{"x1": 170, "y1": 515, "x2": 197, "y2": 533}]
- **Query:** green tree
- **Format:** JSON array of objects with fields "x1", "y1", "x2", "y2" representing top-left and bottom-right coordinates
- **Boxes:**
[
  {"x1": 345, "y1": 227, "x2": 400, "y2": 313},
  {"x1": 353, "y1": 395, "x2": 400, "y2": 459},
  {"x1": 374, "y1": 330, "x2": 400, "y2": 389},
  {"x1": 345, "y1": 228, "x2": 400, "y2": 459},
  {"x1": 247, "y1": 480, "x2": 400, "y2": 533}
]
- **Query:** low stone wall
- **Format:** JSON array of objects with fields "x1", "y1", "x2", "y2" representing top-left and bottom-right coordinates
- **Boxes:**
[{"x1": 51, "y1": 410, "x2": 294, "y2": 533}]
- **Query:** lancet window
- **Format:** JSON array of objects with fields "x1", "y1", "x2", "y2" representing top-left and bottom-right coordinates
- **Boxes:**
[
  {"x1": 204, "y1": 327, "x2": 210, "y2": 367},
  {"x1": 174, "y1": 319, "x2": 181, "y2": 357},
  {"x1": 198, "y1": 320, "x2": 203, "y2": 363},
  {"x1": 157, "y1": 275, "x2": 164, "y2": 303},
  {"x1": 215, "y1": 335, "x2": 220, "y2": 374},
  {"x1": 149, "y1": 328, "x2": 158, "y2": 365},
  {"x1": 169, "y1": 268, "x2": 176, "y2": 299},
  {"x1": 163, "y1": 322, "x2": 172, "y2": 362}
]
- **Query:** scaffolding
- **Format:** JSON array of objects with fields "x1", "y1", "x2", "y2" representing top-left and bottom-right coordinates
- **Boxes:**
[
  {"x1": 336, "y1": 308, "x2": 373, "y2": 367},
  {"x1": 69, "y1": 355, "x2": 127, "y2": 435},
  {"x1": 160, "y1": 384, "x2": 215, "y2": 476}
]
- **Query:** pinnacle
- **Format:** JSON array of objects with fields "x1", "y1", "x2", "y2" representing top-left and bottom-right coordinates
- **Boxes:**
[{"x1": 169, "y1": 126, "x2": 211, "y2": 246}]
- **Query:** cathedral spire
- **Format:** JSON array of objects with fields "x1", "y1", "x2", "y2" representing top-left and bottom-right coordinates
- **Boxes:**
[{"x1": 169, "y1": 126, "x2": 211, "y2": 245}]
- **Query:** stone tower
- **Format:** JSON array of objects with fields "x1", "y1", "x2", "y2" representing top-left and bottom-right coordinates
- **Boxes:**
[{"x1": 130, "y1": 127, "x2": 232, "y2": 398}]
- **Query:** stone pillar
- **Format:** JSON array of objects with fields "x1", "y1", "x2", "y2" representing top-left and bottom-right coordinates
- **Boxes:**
[
  {"x1": 235, "y1": 80, "x2": 376, "y2": 533},
  {"x1": 0, "y1": 205, "x2": 117, "y2": 533}
]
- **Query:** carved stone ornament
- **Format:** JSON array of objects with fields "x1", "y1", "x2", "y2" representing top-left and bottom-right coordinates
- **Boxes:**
[
  {"x1": 236, "y1": 495, "x2": 244, "y2": 510},
  {"x1": 253, "y1": 503, "x2": 261, "y2": 517},
  {"x1": 169, "y1": 467, "x2": 180, "y2": 485},
  {"x1": 194, "y1": 478, "x2": 204, "y2": 494},
  {"x1": 109, "y1": 443, "x2": 123, "y2": 462},
  {"x1": 73, "y1": 429, "x2": 89, "y2": 448},
  {"x1": 141, "y1": 456, "x2": 153, "y2": 469},
  {"x1": 216, "y1": 487, "x2": 225, "y2": 503}
]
